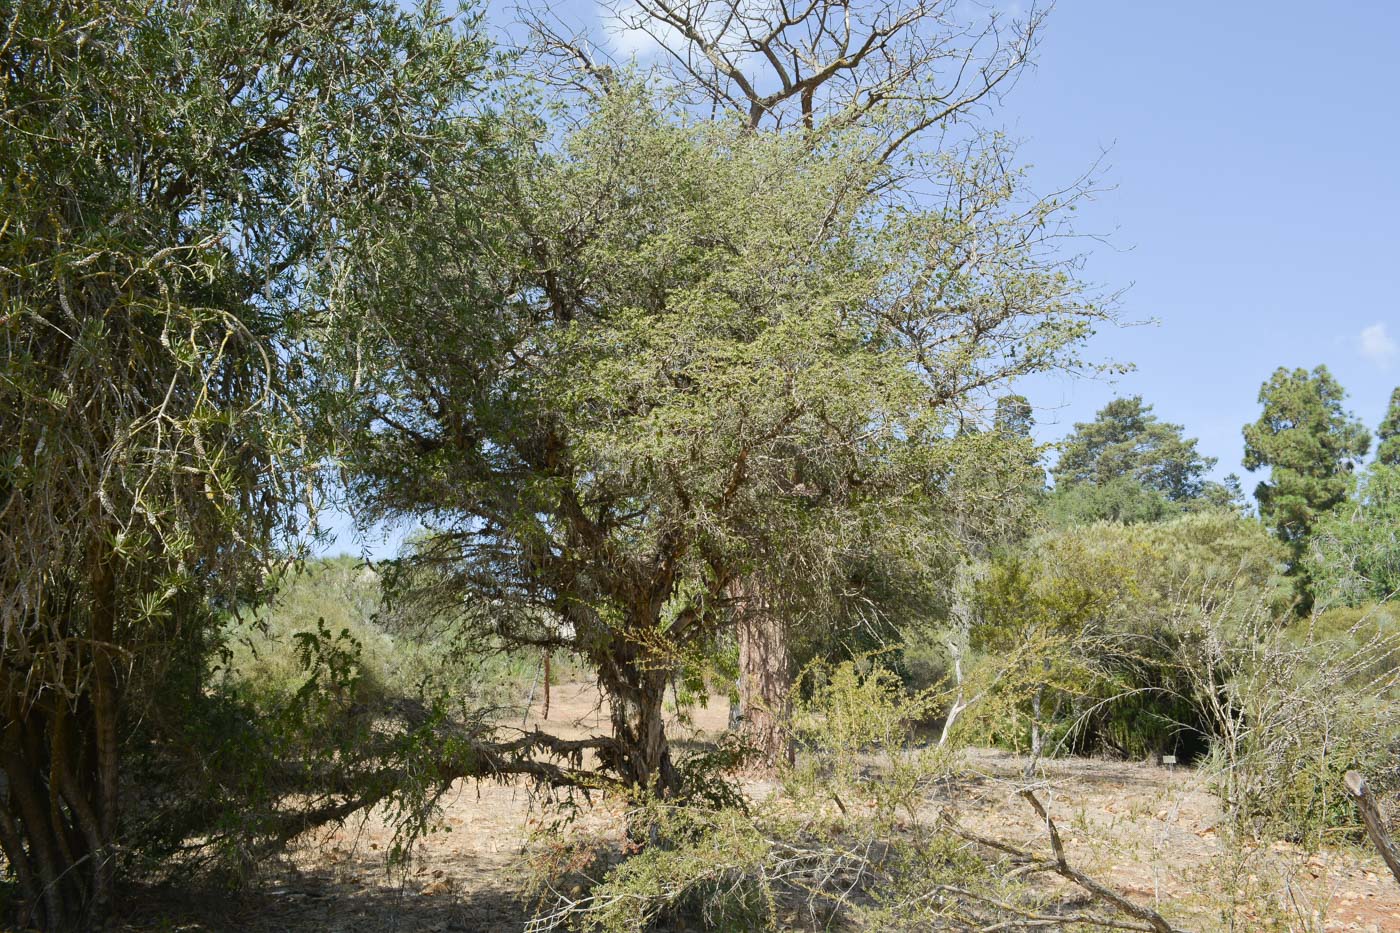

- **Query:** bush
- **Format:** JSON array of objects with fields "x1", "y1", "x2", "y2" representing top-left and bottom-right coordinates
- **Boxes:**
[
  {"x1": 966, "y1": 511, "x2": 1287, "y2": 762},
  {"x1": 1181, "y1": 599, "x2": 1400, "y2": 848},
  {"x1": 111, "y1": 557, "x2": 590, "y2": 887},
  {"x1": 1305, "y1": 464, "x2": 1400, "y2": 608},
  {"x1": 223, "y1": 557, "x2": 573, "y2": 711}
]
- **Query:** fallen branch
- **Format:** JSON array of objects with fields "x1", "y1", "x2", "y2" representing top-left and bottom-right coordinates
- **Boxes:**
[
  {"x1": 945, "y1": 791, "x2": 1185, "y2": 933},
  {"x1": 1344, "y1": 770, "x2": 1400, "y2": 888},
  {"x1": 1019, "y1": 789, "x2": 1180, "y2": 933}
]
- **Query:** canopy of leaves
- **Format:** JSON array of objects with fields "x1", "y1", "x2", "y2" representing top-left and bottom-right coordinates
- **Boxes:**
[
  {"x1": 1306, "y1": 464, "x2": 1400, "y2": 608},
  {"x1": 1242, "y1": 366, "x2": 1370, "y2": 552},
  {"x1": 0, "y1": 0, "x2": 490, "y2": 923},
  {"x1": 1052, "y1": 396, "x2": 1217, "y2": 501},
  {"x1": 333, "y1": 83, "x2": 1109, "y2": 790},
  {"x1": 994, "y1": 394, "x2": 1035, "y2": 439},
  {"x1": 1044, "y1": 476, "x2": 1174, "y2": 527},
  {"x1": 1377, "y1": 387, "x2": 1400, "y2": 467}
]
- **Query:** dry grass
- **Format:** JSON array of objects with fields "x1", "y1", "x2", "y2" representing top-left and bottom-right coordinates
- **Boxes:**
[{"x1": 116, "y1": 683, "x2": 1400, "y2": 932}]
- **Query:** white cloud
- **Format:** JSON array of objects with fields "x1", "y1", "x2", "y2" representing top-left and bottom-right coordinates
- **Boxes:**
[
  {"x1": 599, "y1": 0, "x2": 749, "y2": 62},
  {"x1": 600, "y1": 1, "x2": 670, "y2": 60},
  {"x1": 605, "y1": 22, "x2": 663, "y2": 59},
  {"x1": 1359, "y1": 322, "x2": 1398, "y2": 366}
]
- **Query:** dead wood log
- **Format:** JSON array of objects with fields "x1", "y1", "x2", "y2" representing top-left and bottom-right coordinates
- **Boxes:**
[
  {"x1": 946, "y1": 791, "x2": 1186, "y2": 933},
  {"x1": 1344, "y1": 770, "x2": 1400, "y2": 887}
]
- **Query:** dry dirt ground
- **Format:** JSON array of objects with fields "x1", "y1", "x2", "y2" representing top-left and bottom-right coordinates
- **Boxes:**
[{"x1": 119, "y1": 682, "x2": 1400, "y2": 933}]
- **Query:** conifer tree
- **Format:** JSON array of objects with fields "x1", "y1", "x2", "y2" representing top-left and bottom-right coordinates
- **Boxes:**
[
  {"x1": 1376, "y1": 387, "x2": 1400, "y2": 466},
  {"x1": 1242, "y1": 366, "x2": 1370, "y2": 559}
]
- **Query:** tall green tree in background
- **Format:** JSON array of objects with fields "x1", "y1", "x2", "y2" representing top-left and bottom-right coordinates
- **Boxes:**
[
  {"x1": 1243, "y1": 366, "x2": 1370, "y2": 572},
  {"x1": 995, "y1": 394, "x2": 1037, "y2": 440},
  {"x1": 1377, "y1": 387, "x2": 1400, "y2": 466},
  {"x1": 1047, "y1": 396, "x2": 1234, "y2": 525},
  {"x1": 1054, "y1": 396, "x2": 1217, "y2": 500},
  {"x1": 0, "y1": 1, "x2": 487, "y2": 926}
]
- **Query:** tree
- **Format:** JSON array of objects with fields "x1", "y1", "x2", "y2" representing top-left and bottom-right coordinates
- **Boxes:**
[
  {"x1": 1377, "y1": 387, "x2": 1400, "y2": 466},
  {"x1": 1242, "y1": 366, "x2": 1371, "y2": 560},
  {"x1": 1045, "y1": 477, "x2": 1173, "y2": 527},
  {"x1": 525, "y1": 0, "x2": 1077, "y2": 765},
  {"x1": 529, "y1": 0, "x2": 1043, "y2": 156},
  {"x1": 0, "y1": 1, "x2": 488, "y2": 926},
  {"x1": 995, "y1": 394, "x2": 1036, "y2": 440},
  {"x1": 335, "y1": 85, "x2": 1109, "y2": 798},
  {"x1": 1053, "y1": 396, "x2": 1218, "y2": 502},
  {"x1": 1306, "y1": 464, "x2": 1400, "y2": 607}
]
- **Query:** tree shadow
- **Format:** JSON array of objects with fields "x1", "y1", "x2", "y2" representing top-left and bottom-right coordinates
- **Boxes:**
[{"x1": 118, "y1": 873, "x2": 530, "y2": 932}]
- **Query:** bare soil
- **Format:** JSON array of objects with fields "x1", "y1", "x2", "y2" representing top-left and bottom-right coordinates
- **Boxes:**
[{"x1": 118, "y1": 682, "x2": 1400, "y2": 932}]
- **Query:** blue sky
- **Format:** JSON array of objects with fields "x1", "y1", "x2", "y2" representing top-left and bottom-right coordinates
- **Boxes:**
[
  {"x1": 994, "y1": 1, "x2": 1400, "y2": 477},
  {"x1": 324, "y1": 0, "x2": 1400, "y2": 557}
]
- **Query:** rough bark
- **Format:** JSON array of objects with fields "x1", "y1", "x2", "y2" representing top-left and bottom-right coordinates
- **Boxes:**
[
  {"x1": 735, "y1": 579, "x2": 793, "y2": 767},
  {"x1": 1345, "y1": 770, "x2": 1400, "y2": 887},
  {"x1": 594, "y1": 632, "x2": 681, "y2": 797},
  {"x1": 0, "y1": 548, "x2": 124, "y2": 931},
  {"x1": 542, "y1": 652, "x2": 551, "y2": 720},
  {"x1": 88, "y1": 550, "x2": 120, "y2": 921},
  {"x1": 1, "y1": 706, "x2": 103, "y2": 931}
]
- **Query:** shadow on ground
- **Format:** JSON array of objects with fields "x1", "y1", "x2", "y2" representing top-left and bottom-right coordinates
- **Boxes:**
[{"x1": 119, "y1": 874, "x2": 529, "y2": 933}]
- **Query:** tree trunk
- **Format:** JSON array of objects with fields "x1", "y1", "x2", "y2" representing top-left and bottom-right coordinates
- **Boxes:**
[
  {"x1": 599, "y1": 651, "x2": 679, "y2": 797},
  {"x1": 1344, "y1": 770, "x2": 1400, "y2": 887},
  {"x1": 1, "y1": 703, "x2": 110, "y2": 931},
  {"x1": 0, "y1": 548, "x2": 123, "y2": 931},
  {"x1": 88, "y1": 551, "x2": 120, "y2": 922},
  {"x1": 542, "y1": 652, "x2": 551, "y2": 720},
  {"x1": 736, "y1": 579, "x2": 792, "y2": 767}
]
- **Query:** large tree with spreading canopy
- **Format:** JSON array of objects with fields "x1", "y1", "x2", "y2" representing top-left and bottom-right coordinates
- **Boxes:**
[
  {"x1": 333, "y1": 59, "x2": 1110, "y2": 793},
  {"x1": 515, "y1": 0, "x2": 1103, "y2": 762}
]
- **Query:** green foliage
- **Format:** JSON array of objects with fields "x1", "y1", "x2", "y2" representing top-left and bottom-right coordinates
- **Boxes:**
[
  {"x1": 1189, "y1": 604, "x2": 1400, "y2": 849},
  {"x1": 1377, "y1": 387, "x2": 1400, "y2": 466},
  {"x1": 994, "y1": 393, "x2": 1036, "y2": 439},
  {"x1": 128, "y1": 556, "x2": 593, "y2": 884},
  {"x1": 127, "y1": 607, "x2": 502, "y2": 883},
  {"x1": 1305, "y1": 464, "x2": 1400, "y2": 608},
  {"x1": 335, "y1": 83, "x2": 1109, "y2": 791},
  {"x1": 1045, "y1": 475, "x2": 1175, "y2": 526},
  {"x1": 0, "y1": 0, "x2": 491, "y2": 924},
  {"x1": 1045, "y1": 474, "x2": 1247, "y2": 528},
  {"x1": 13, "y1": 0, "x2": 1391, "y2": 924},
  {"x1": 1046, "y1": 396, "x2": 1243, "y2": 528},
  {"x1": 225, "y1": 557, "x2": 559, "y2": 709},
  {"x1": 970, "y1": 512, "x2": 1289, "y2": 761},
  {"x1": 969, "y1": 509, "x2": 1393, "y2": 848},
  {"x1": 1243, "y1": 365, "x2": 1370, "y2": 559},
  {"x1": 527, "y1": 662, "x2": 950, "y2": 931},
  {"x1": 1053, "y1": 396, "x2": 1218, "y2": 501}
]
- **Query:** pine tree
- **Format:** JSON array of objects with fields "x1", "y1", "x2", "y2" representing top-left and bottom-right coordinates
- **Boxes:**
[
  {"x1": 1053, "y1": 396, "x2": 1217, "y2": 502},
  {"x1": 1242, "y1": 365, "x2": 1370, "y2": 556},
  {"x1": 1376, "y1": 387, "x2": 1400, "y2": 466}
]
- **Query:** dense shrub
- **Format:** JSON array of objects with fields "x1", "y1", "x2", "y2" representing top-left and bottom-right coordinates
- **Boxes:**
[
  {"x1": 1184, "y1": 601, "x2": 1400, "y2": 848},
  {"x1": 967, "y1": 511, "x2": 1290, "y2": 762},
  {"x1": 1305, "y1": 464, "x2": 1400, "y2": 609},
  {"x1": 224, "y1": 557, "x2": 567, "y2": 710}
]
